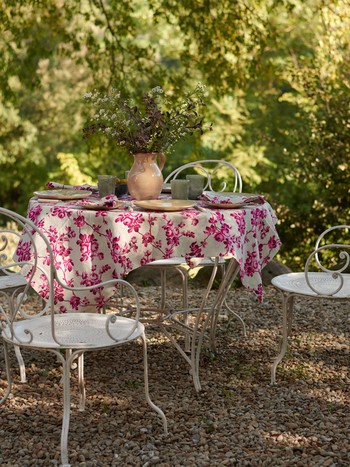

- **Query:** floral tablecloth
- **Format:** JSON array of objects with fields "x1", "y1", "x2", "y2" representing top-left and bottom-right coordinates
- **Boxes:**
[{"x1": 18, "y1": 197, "x2": 282, "y2": 312}]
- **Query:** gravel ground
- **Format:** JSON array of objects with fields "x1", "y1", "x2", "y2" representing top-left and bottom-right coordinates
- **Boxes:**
[{"x1": 1, "y1": 284, "x2": 350, "y2": 466}]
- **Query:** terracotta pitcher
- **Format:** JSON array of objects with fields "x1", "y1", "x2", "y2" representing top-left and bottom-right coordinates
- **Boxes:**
[{"x1": 127, "y1": 152, "x2": 166, "y2": 200}]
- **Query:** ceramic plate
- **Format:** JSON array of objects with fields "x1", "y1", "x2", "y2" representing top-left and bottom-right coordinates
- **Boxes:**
[
  {"x1": 34, "y1": 189, "x2": 92, "y2": 200},
  {"x1": 202, "y1": 201, "x2": 247, "y2": 209},
  {"x1": 77, "y1": 200, "x2": 124, "y2": 210},
  {"x1": 202, "y1": 192, "x2": 263, "y2": 209},
  {"x1": 134, "y1": 200, "x2": 195, "y2": 212}
]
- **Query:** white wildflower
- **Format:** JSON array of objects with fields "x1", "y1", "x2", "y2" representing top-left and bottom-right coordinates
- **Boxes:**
[
  {"x1": 150, "y1": 86, "x2": 163, "y2": 94},
  {"x1": 83, "y1": 83, "x2": 208, "y2": 153}
]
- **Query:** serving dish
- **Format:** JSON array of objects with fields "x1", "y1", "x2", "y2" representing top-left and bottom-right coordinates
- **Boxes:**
[
  {"x1": 134, "y1": 199, "x2": 195, "y2": 212},
  {"x1": 34, "y1": 189, "x2": 92, "y2": 200}
]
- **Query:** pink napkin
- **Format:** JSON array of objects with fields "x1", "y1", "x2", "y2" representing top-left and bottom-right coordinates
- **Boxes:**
[
  {"x1": 79, "y1": 194, "x2": 120, "y2": 208},
  {"x1": 46, "y1": 181, "x2": 98, "y2": 192},
  {"x1": 200, "y1": 193, "x2": 265, "y2": 205}
]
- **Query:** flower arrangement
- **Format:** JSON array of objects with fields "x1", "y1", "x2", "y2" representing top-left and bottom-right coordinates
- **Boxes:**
[{"x1": 82, "y1": 83, "x2": 211, "y2": 154}]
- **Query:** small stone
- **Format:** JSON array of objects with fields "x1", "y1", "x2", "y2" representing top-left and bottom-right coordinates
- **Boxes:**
[{"x1": 1, "y1": 284, "x2": 349, "y2": 466}]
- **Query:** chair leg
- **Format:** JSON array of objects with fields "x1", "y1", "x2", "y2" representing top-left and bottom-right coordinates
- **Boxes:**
[
  {"x1": 158, "y1": 265, "x2": 191, "y2": 354},
  {"x1": 287, "y1": 296, "x2": 294, "y2": 336},
  {"x1": 159, "y1": 322, "x2": 198, "y2": 389},
  {"x1": 159, "y1": 265, "x2": 189, "y2": 313},
  {"x1": 14, "y1": 345, "x2": 27, "y2": 383},
  {"x1": 57, "y1": 350, "x2": 73, "y2": 467},
  {"x1": 176, "y1": 267, "x2": 190, "y2": 352},
  {"x1": 0, "y1": 341, "x2": 13, "y2": 405},
  {"x1": 271, "y1": 292, "x2": 294, "y2": 385},
  {"x1": 210, "y1": 259, "x2": 241, "y2": 349},
  {"x1": 191, "y1": 260, "x2": 221, "y2": 391},
  {"x1": 159, "y1": 269, "x2": 167, "y2": 312},
  {"x1": 222, "y1": 298, "x2": 247, "y2": 337},
  {"x1": 191, "y1": 334, "x2": 202, "y2": 393},
  {"x1": 140, "y1": 332, "x2": 168, "y2": 434},
  {"x1": 6, "y1": 290, "x2": 27, "y2": 383},
  {"x1": 178, "y1": 268, "x2": 188, "y2": 311},
  {"x1": 220, "y1": 259, "x2": 246, "y2": 337},
  {"x1": 77, "y1": 353, "x2": 85, "y2": 412}
]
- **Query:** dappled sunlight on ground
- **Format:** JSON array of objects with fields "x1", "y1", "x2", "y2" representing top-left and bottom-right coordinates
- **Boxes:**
[{"x1": 1, "y1": 285, "x2": 349, "y2": 465}]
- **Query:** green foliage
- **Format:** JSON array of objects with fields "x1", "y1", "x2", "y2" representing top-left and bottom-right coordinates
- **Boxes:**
[
  {"x1": 239, "y1": 1, "x2": 350, "y2": 267},
  {"x1": 0, "y1": 98, "x2": 46, "y2": 210},
  {"x1": 149, "y1": 0, "x2": 275, "y2": 92},
  {"x1": 48, "y1": 153, "x2": 94, "y2": 186},
  {"x1": 0, "y1": 0, "x2": 349, "y2": 268}
]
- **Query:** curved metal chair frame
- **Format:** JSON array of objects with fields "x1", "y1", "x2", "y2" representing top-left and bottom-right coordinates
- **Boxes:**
[
  {"x1": 271, "y1": 224, "x2": 350, "y2": 385},
  {"x1": 145, "y1": 159, "x2": 246, "y2": 336},
  {"x1": 164, "y1": 159, "x2": 243, "y2": 193},
  {"x1": 0, "y1": 271, "x2": 27, "y2": 382},
  {"x1": 0, "y1": 207, "x2": 167, "y2": 466}
]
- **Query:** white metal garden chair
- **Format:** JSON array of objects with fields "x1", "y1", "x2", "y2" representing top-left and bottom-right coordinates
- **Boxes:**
[
  {"x1": 0, "y1": 270, "x2": 28, "y2": 382},
  {"x1": 271, "y1": 224, "x2": 350, "y2": 385},
  {"x1": 0, "y1": 207, "x2": 167, "y2": 467},
  {"x1": 145, "y1": 159, "x2": 246, "y2": 336}
]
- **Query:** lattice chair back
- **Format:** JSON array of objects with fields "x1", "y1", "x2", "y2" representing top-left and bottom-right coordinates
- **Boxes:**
[
  {"x1": 0, "y1": 207, "x2": 140, "y2": 346},
  {"x1": 0, "y1": 212, "x2": 35, "y2": 309},
  {"x1": 271, "y1": 224, "x2": 350, "y2": 384},
  {"x1": 164, "y1": 159, "x2": 243, "y2": 193},
  {"x1": 0, "y1": 209, "x2": 53, "y2": 356},
  {"x1": 0, "y1": 207, "x2": 167, "y2": 466},
  {"x1": 0, "y1": 213, "x2": 33, "y2": 382}
]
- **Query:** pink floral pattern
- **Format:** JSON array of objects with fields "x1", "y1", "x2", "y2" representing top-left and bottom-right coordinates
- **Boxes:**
[{"x1": 22, "y1": 198, "x2": 282, "y2": 311}]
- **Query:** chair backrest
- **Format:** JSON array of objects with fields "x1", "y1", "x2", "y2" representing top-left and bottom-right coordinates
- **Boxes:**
[
  {"x1": 164, "y1": 159, "x2": 243, "y2": 193},
  {"x1": 304, "y1": 224, "x2": 350, "y2": 296},
  {"x1": 0, "y1": 207, "x2": 141, "y2": 348}
]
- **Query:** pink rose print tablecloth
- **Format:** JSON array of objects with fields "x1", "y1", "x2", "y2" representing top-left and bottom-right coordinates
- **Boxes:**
[{"x1": 18, "y1": 197, "x2": 282, "y2": 312}]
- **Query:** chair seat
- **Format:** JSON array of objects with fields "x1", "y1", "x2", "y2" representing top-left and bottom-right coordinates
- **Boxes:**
[
  {"x1": 189, "y1": 257, "x2": 226, "y2": 268},
  {"x1": 0, "y1": 273, "x2": 27, "y2": 290},
  {"x1": 272, "y1": 272, "x2": 350, "y2": 298},
  {"x1": 3, "y1": 313, "x2": 144, "y2": 349}
]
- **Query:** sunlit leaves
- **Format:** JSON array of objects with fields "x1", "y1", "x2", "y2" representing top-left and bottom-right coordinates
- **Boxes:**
[{"x1": 0, "y1": 0, "x2": 349, "y2": 269}]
